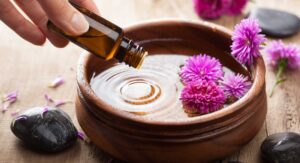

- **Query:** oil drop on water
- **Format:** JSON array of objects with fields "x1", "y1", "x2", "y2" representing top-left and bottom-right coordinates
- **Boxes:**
[{"x1": 91, "y1": 55, "x2": 233, "y2": 122}]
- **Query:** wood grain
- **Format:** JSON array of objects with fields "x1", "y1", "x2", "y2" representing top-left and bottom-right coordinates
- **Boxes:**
[{"x1": 0, "y1": 0, "x2": 299, "y2": 162}]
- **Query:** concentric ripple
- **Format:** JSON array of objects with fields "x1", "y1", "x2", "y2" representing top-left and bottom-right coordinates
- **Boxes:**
[{"x1": 90, "y1": 55, "x2": 190, "y2": 120}]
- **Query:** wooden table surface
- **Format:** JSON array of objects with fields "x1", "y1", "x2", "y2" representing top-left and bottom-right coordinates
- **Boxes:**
[{"x1": 1, "y1": 0, "x2": 300, "y2": 162}]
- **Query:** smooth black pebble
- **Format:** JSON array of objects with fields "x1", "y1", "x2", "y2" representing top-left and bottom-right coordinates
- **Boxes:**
[
  {"x1": 249, "y1": 8, "x2": 300, "y2": 38},
  {"x1": 11, "y1": 107, "x2": 78, "y2": 152},
  {"x1": 261, "y1": 132, "x2": 300, "y2": 163}
]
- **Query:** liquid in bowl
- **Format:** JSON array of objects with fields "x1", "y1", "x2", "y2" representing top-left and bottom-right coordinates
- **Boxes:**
[{"x1": 90, "y1": 54, "x2": 236, "y2": 122}]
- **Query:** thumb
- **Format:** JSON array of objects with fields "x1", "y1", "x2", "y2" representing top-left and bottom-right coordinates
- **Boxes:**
[{"x1": 38, "y1": 0, "x2": 89, "y2": 35}]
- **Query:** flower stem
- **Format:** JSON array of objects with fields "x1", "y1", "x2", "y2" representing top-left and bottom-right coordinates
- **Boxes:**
[{"x1": 270, "y1": 59, "x2": 287, "y2": 97}]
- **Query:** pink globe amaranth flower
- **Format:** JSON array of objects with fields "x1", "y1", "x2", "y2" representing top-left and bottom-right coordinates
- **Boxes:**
[
  {"x1": 265, "y1": 40, "x2": 285, "y2": 67},
  {"x1": 226, "y1": 0, "x2": 248, "y2": 15},
  {"x1": 231, "y1": 18, "x2": 266, "y2": 66},
  {"x1": 266, "y1": 40, "x2": 300, "y2": 97},
  {"x1": 221, "y1": 73, "x2": 251, "y2": 100},
  {"x1": 180, "y1": 80, "x2": 226, "y2": 115},
  {"x1": 193, "y1": 0, "x2": 230, "y2": 19},
  {"x1": 180, "y1": 54, "x2": 224, "y2": 84},
  {"x1": 266, "y1": 40, "x2": 300, "y2": 69},
  {"x1": 281, "y1": 44, "x2": 300, "y2": 69}
]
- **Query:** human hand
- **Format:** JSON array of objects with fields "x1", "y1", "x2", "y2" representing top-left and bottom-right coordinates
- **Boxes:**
[{"x1": 0, "y1": 0, "x2": 99, "y2": 47}]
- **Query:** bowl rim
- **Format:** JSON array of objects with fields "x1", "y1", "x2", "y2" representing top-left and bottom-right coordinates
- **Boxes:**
[{"x1": 77, "y1": 19, "x2": 266, "y2": 126}]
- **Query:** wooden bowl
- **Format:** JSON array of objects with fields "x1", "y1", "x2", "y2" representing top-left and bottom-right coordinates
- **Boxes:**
[{"x1": 76, "y1": 20, "x2": 267, "y2": 163}]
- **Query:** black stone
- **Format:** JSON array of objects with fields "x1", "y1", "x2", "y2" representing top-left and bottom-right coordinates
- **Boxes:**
[
  {"x1": 261, "y1": 132, "x2": 300, "y2": 163},
  {"x1": 11, "y1": 107, "x2": 78, "y2": 152},
  {"x1": 249, "y1": 8, "x2": 300, "y2": 38}
]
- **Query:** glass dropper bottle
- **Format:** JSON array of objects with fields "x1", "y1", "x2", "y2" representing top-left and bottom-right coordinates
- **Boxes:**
[{"x1": 47, "y1": 1, "x2": 147, "y2": 68}]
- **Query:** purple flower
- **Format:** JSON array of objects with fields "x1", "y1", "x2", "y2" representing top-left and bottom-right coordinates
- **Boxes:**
[
  {"x1": 221, "y1": 73, "x2": 251, "y2": 100},
  {"x1": 193, "y1": 0, "x2": 230, "y2": 19},
  {"x1": 180, "y1": 80, "x2": 225, "y2": 115},
  {"x1": 193, "y1": 0, "x2": 247, "y2": 19},
  {"x1": 281, "y1": 44, "x2": 300, "y2": 69},
  {"x1": 265, "y1": 40, "x2": 285, "y2": 67},
  {"x1": 180, "y1": 54, "x2": 224, "y2": 84},
  {"x1": 265, "y1": 40, "x2": 300, "y2": 97},
  {"x1": 226, "y1": 0, "x2": 247, "y2": 15},
  {"x1": 231, "y1": 18, "x2": 266, "y2": 66},
  {"x1": 266, "y1": 41, "x2": 300, "y2": 70}
]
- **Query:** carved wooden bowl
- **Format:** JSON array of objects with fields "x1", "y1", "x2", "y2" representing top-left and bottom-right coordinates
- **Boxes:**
[{"x1": 76, "y1": 20, "x2": 267, "y2": 163}]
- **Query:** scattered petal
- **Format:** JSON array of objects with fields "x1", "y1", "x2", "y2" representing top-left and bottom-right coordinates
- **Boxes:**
[
  {"x1": 43, "y1": 107, "x2": 49, "y2": 114},
  {"x1": 3, "y1": 91, "x2": 18, "y2": 103},
  {"x1": 54, "y1": 100, "x2": 72, "y2": 107},
  {"x1": 11, "y1": 109, "x2": 21, "y2": 117},
  {"x1": 2, "y1": 102, "x2": 10, "y2": 112},
  {"x1": 77, "y1": 131, "x2": 86, "y2": 141},
  {"x1": 44, "y1": 94, "x2": 54, "y2": 104},
  {"x1": 1, "y1": 91, "x2": 18, "y2": 112},
  {"x1": 49, "y1": 76, "x2": 65, "y2": 88},
  {"x1": 43, "y1": 94, "x2": 72, "y2": 108}
]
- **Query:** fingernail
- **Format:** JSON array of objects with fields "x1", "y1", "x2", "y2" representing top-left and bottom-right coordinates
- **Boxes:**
[{"x1": 71, "y1": 12, "x2": 89, "y2": 34}]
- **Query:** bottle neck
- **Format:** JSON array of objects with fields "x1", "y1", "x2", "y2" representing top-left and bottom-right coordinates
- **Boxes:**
[{"x1": 115, "y1": 37, "x2": 147, "y2": 68}]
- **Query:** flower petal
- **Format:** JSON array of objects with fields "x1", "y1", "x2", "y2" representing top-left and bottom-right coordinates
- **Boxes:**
[
  {"x1": 54, "y1": 100, "x2": 72, "y2": 107},
  {"x1": 77, "y1": 131, "x2": 86, "y2": 141},
  {"x1": 11, "y1": 109, "x2": 21, "y2": 117},
  {"x1": 49, "y1": 76, "x2": 65, "y2": 88}
]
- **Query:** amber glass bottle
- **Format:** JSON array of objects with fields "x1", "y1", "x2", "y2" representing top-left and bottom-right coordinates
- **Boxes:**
[{"x1": 47, "y1": 2, "x2": 147, "y2": 68}]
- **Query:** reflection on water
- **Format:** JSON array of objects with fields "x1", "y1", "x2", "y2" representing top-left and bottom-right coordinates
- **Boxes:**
[{"x1": 90, "y1": 55, "x2": 232, "y2": 121}]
